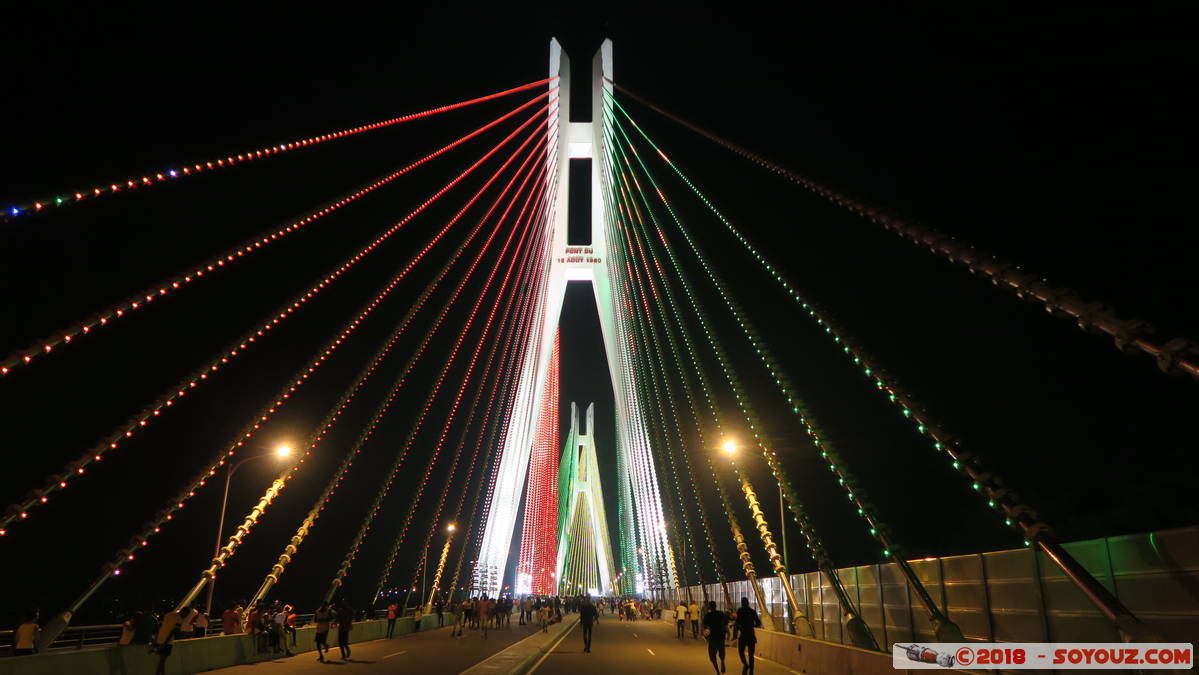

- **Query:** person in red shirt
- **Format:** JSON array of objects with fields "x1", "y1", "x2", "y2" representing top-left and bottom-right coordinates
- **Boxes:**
[
  {"x1": 386, "y1": 602, "x2": 399, "y2": 638},
  {"x1": 222, "y1": 604, "x2": 242, "y2": 635}
]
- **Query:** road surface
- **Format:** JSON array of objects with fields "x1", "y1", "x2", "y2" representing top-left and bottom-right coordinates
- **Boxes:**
[
  {"x1": 205, "y1": 618, "x2": 544, "y2": 674},
  {"x1": 530, "y1": 613, "x2": 795, "y2": 675}
]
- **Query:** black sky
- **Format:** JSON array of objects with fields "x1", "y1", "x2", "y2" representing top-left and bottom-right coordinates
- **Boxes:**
[{"x1": 1, "y1": 3, "x2": 1196, "y2": 624}]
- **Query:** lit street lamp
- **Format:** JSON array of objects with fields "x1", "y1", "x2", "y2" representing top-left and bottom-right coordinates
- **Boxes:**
[{"x1": 205, "y1": 443, "x2": 292, "y2": 617}]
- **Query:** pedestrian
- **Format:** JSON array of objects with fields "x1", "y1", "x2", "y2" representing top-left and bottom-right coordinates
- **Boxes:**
[
  {"x1": 222, "y1": 603, "x2": 242, "y2": 635},
  {"x1": 675, "y1": 600, "x2": 688, "y2": 639},
  {"x1": 537, "y1": 602, "x2": 549, "y2": 632},
  {"x1": 193, "y1": 608, "x2": 209, "y2": 637},
  {"x1": 435, "y1": 597, "x2": 445, "y2": 627},
  {"x1": 285, "y1": 605, "x2": 298, "y2": 646},
  {"x1": 734, "y1": 597, "x2": 761, "y2": 675},
  {"x1": 132, "y1": 609, "x2": 157, "y2": 645},
  {"x1": 476, "y1": 595, "x2": 491, "y2": 638},
  {"x1": 119, "y1": 612, "x2": 135, "y2": 646},
  {"x1": 578, "y1": 597, "x2": 598, "y2": 653},
  {"x1": 179, "y1": 605, "x2": 198, "y2": 639},
  {"x1": 335, "y1": 601, "x2": 354, "y2": 661},
  {"x1": 703, "y1": 601, "x2": 728, "y2": 674},
  {"x1": 12, "y1": 609, "x2": 40, "y2": 656},
  {"x1": 386, "y1": 600, "x2": 399, "y2": 638},
  {"x1": 313, "y1": 601, "x2": 333, "y2": 662},
  {"x1": 689, "y1": 599, "x2": 701, "y2": 639},
  {"x1": 272, "y1": 604, "x2": 292, "y2": 656},
  {"x1": 151, "y1": 606, "x2": 190, "y2": 675}
]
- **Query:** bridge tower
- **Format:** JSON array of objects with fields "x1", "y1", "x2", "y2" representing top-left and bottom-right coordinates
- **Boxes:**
[
  {"x1": 474, "y1": 38, "x2": 675, "y2": 599},
  {"x1": 554, "y1": 402, "x2": 617, "y2": 596}
]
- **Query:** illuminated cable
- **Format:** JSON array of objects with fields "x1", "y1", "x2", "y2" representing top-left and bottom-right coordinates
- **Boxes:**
[
  {"x1": 2, "y1": 79, "x2": 556, "y2": 222},
  {"x1": 0, "y1": 101, "x2": 553, "y2": 536},
  {"x1": 0, "y1": 91, "x2": 552, "y2": 378}
]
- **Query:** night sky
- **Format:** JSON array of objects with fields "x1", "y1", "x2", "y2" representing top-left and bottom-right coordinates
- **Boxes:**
[{"x1": 2, "y1": 3, "x2": 1196, "y2": 626}]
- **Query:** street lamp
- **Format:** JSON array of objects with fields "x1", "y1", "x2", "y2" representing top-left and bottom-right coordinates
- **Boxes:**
[
  {"x1": 722, "y1": 439, "x2": 737, "y2": 455},
  {"x1": 205, "y1": 443, "x2": 292, "y2": 616}
]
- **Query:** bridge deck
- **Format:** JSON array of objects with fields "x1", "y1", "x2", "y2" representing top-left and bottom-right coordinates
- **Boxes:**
[
  {"x1": 531, "y1": 614, "x2": 793, "y2": 675},
  {"x1": 204, "y1": 620, "x2": 545, "y2": 674}
]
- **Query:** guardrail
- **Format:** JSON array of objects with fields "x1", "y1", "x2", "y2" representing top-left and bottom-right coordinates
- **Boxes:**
[{"x1": 1, "y1": 610, "x2": 390, "y2": 654}]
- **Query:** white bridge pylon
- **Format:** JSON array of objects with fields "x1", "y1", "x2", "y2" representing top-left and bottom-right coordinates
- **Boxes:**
[{"x1": 474, "y1": 38, "x2": 675, "y2": 598}]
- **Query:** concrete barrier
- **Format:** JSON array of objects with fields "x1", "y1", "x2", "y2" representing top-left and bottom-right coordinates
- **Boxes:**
[
  {"x1": 0, "y1": 618, "x2": 412, "y2": 675},
  {"x1": 460, "y1": 615, "x2": 580, "y2": 675},
  {"x1": 755, "y1": 628, "x2": 914, "y2": 675}
]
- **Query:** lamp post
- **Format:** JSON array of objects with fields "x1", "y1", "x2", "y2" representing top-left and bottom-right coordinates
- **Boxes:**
[
  {"x1": 722, "y1": 439, "x2": 815, "y2": 636},
  {"x1": 205, "y1": 443, "x2": 292, "y2": 617},
  {"x1": 425, "y1": 524, "x2": 455, "y2": 613}
]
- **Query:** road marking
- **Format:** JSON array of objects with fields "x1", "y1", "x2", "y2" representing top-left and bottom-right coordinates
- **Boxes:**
[
  {"x1": 647, "y1": 648, "x2": 656, "y2": 656},
  {"x1": 382, "y1": 650, "x2": 408, "y2": 659},
  {"x1": 632, "y1": 632, "x2": 639, "y2": 638},
  {"x1": 526, "y1": 621, "x2": 578, "y2": 674}
]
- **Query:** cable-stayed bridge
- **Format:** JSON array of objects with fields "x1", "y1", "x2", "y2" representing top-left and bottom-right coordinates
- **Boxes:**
[{"x1": 1, "y1": 38, "x2": 1196, "y2": 675}]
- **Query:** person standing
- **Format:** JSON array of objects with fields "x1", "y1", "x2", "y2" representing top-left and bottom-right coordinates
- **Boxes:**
[
  {"x1": 151, "y1": 607, "x2": 190, "y2": 675},
  {"x1": 285, "y1": 605, "x2": 298, "y2": 646},
  {"x1": 476, "y1": 595, "x2": 491, "y2": 638},
  {"x1": 537, "y1": 602, "x2": 550, "y2": 632},
  {"x1": 193, "y1": 609, "x2": 209, "y2": 637},
  {"x1": 578, "y1": 598, "x2": 598, "y2": 653},
  {"x1": 222, "y1": 604, "x2": 242, "y2": 635},
  {"x1": 734, "y1": 597, "x2": 761, "y2": 675},
  {"x1": 689, "y1": 599, "x2": 701, "y2": 639},
  {"x1": 313, "y1": 602, "x2": 333, "y2": 662},
  {"x1": 272, "y1": 605, "x2": 292, "y2": 656},
  {"x1": 12, "y1": 610, "x2": 40, "y2": 656},
  {"x1": 335, "y1": 601, "x2": 354, "y2": 661},
  {"x1": 675, "y1": 600, "x2": 688, "y2": 639},
  {"x1": 435, "y1": 597, "x2": 445, "y2": 627},
  {"x1": 386, "y1": 601, "x2": 399, "y2": 638},
  {"x1": 703, "y1": 601, "x2": 728, "y2": 675}
]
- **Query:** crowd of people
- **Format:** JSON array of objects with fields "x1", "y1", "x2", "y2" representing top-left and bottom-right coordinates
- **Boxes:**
[{"x1": 7, "y1": 593, "x2": 769, "y2": 674}]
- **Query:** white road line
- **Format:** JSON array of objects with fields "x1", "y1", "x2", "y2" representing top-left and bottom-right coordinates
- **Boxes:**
[
  {"x1": 382, "y1": 650, "x2": 408, "y2": 659},
  {"x1": 526, "y1": 621, "x2": 578, "y2": 674},
  {"x1": 632, "y1": 632, "x2": 639, "y2": 638},
  {"x1": 647, "y1": 648, "x2": 656, "y2": 656}
]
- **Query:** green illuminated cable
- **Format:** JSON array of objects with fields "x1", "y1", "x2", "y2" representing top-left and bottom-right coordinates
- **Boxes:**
[{"x1": 607, "y1": 94, "x2": 1037, "y2": 543}]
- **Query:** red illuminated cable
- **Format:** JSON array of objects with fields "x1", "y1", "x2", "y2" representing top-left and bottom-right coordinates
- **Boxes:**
[
  {"x1": 0, "y1": 91, "x2": 553, "y2": 379},
  {"x1": 401, "y1": 172, "x2": 552, "y2": 593},
  {"x1": 454, "y1": 178, "x2": 557, "y2": 594},
  {"x1": 51, "y1": 131, "x2": 549, "y2": 615},
  {"x1": 318, "y1": 136, "x2": 551, "y2": 597},
  {"x1": 369, "y1": 155, "x2": 550, "y2": 600},
  {"x1": 0, "y1": 104, "x2": 553, "y2": 537},
  {"x1": 245, "y1": 139, "x2": 553, "y2": 598},
  {"x1": 1, "y1": 78, "x2": 557, "y2": 223},
  {"x1": 374, "y1": 170, "x2": 556, "y2": 601}
]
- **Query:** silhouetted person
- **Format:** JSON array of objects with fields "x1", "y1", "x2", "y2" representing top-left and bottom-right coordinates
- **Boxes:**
[
  {"x1": 703, "y1": 601, "x2": 727, "y2": 674},
  {"x1": 335, "y1": 601, "x2": 355, "y2": 660},
  {"x1": 151, "y1": 606, "x2": 191, "y2": 675},
  {"x1": 313, "y1": 602, "x2": 333, "y2": 662},
  {"x1": 734, "y1": 597, "x2": 761, "y2": 675},
  {"x1": 13, "y1": 609, "x2": 40, "y2": 656},
  {"x1": 578, "y1": 597, "x2": 598, "y2": 653}
]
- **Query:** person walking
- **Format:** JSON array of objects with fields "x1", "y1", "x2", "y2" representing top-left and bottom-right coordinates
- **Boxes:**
[
  {"x1": 689, "y1": 599, "x2": 701, "y2": 639},
  {"x1": 734, "y1": 597, "x2": 761, "y2": 675},
  {"x1": 335, "y1": 601, "x2": 354, "y2": 661},
  {"x1": 537, "y1": 602, "x2": 550, "y2": 632},
  {"x1": 386, "y1": 601, "x2": 399, "y2": 638},
  {"x1": 703, "y1": 601, "x2": 728, "y2": 674},
  {"x1": 313, "y1": 602, "x2": 333, "y2": 662},
  {"x1": 578, "y1": 597, "x2": 598, "y2": 653},
  {"x1": 675, "y1": 600, "x2": 688, "y2": 639}
]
